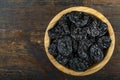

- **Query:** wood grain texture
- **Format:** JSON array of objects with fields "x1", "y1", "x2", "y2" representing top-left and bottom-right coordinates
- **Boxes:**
[{"x1": 0, "y1": 0, "x2": 119, "y2": 80}]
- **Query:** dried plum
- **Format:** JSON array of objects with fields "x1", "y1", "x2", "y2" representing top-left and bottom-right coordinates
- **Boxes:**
[
  {"x1": 48, "y1": 25, "x2": 64, "y2": 39},
  {"x1": 98, "y1": 22, "x2": 108, "y2": 37},
  {"x1": 68, "y1": 12, "x2": 89, "y2": 27},
  {"x1": 98, "y1": 36, "x2": 111, "y2": 49},
  {"x1": 69, "y1": 58, "x2": 89, "y2": 71},
  {"x1": 78, "y1": 39, "x2": 92, "y2": 51},
  {"x1": 72, "y1": 39, "x2": 78, "y2": 53},
  {"x1": 87, "y1": 27, "x2": 99, "y2": 37},
  {"x1": 80, "y1": 13, "x2": 89, "y2": 27},
  {"x1": 68, "y1": 11, "x2": 83, "y2": 27},
  {"x1": 56, "y1": 54, "x2": 69, "y2": 65},
  {"x1": 87, "y1": 19, "x2": 101, "y2": 37},
  {"x1": 71, "y1": 27, "x2": 83, "y2": 40},
  {"x1": 57, "y1": 36, "x2": 72, "y2": 56},
  {"x1": 48, "y1": 40, "x2": 57, "y2": 56},
  {"x1": 78, "y1": 49, "x2": 88, "y2": 59},
  {"x1": 82, "y1": 27, "x2": 88, "y2": 39},
  {"x1": 48, "y1": 11, "x2": 111, "y2": 72},
  {"x1": 90, "y1": 44, "x2": 104, "y2": 63},
  {"x1": 58, "y1": 15, "x2": 70, "y2": 34}
]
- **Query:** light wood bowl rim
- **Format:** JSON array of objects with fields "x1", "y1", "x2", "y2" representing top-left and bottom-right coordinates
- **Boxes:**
[{"x1": 44, "y1": 6, "x2": 115, "y2": 76}]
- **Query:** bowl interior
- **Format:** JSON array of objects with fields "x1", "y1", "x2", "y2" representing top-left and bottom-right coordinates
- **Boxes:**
[{"x1": 44, "y1": 7, "x2": 115, "y2": 76}]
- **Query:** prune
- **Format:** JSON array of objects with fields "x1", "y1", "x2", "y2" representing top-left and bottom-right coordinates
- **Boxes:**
[
  {"x1": 71, "y1": 27, "x2": 88, "y2": 40},
  {"x1": 71, "y1": 27, "x2": 83, "y2": 40},
  {"x1": 98, "y1": 22, "x2": 108, "y2": 37},
  {"x1": 69, "y1": 58, "x2": 89, "y2": 71},
  {"x1": 86, "y1": 16, "x2": 94, "y2": 26},
  {"x1": 48, "y1": 40, "x2": 57, "y2": 56},
  {"x1": 84, "y1": 39, "x2": 93, "y2": 48},
  {"x1": 57, "y1": 36, "x2": 72, "y2": 56},
  {"x1": 68, "y1": 12, "x2": 89, "y2": 27},
  {"x1": 58, "y1": 15, "x2": 70, "y2": 34},
  {"x1": 82, "y1": 27, "x2": 88, "y2": 39},
  {"x1": 48, "y1": 25, "x2": 64, "y2": 39},
  {"x1": 48, "y1": 27, "x2": 58, "y2": 39},
  {"x1": 80, "y1": 13, "x2": 89, "y2": 27},
  {"x1": 62, "y1": 24, "x2": 70, "y2": 34},
  {"x1": 98, "y1": 36, "x2": 111, "y2": 49},
  {"x1": 87, "y1": 35, "x2": 96, "y2": 43},
  {"x1": 87, "y1": 19, "x2": 101, "y2": 37},
  {"x1": 67, "y1": 11, "x2": 82, "y2": 27},
  {"x1": 87, "y1": 26, "x2": 99, "y2": 37},
  {"x1": 56, "y1": 54, "x2": 69, "y2": 65},
  {"x1": 48, "y1": 11, "x2": 111, "y2": 72},
  {"x1": 72, "y1": 39, "x2": 78, "y2": 53},
  {"x1": 90, "y1": 44, "x2": 104, "y2": 63},
  {"x1": 87, "y1": 26, "x2": 99, "y2": 38},
  {"x1": 78, "y1": 48, "x2": 88, "y2": 59},
  {"x1": 91, "y1": 19, "x2": 100, "y2": 28},
  {"x1": 78, "y1": 39, "x2": 92, "y2": 51},
  {"x1": 58, "y1": 15, "x2": 67, "y2": 25}
]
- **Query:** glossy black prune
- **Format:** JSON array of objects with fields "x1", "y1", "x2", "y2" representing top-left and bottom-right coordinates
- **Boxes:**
[
  {"x1": 72, "y1": 39, "x2": 78, "y2": 53},
  {"x1": 68, "y1": 11, "x2": 89, "y2": 27},
  {"x1": 90, "y1": 44, "x2": 104, "y2": 63},
  {"x1": 98, "y1": 22, "x2": 108, "y2": 37},
  {"x1": 48, "y1": 40, "x2": 58, "y2": 56},
  {"x1": 98, "y1": 36, "x2": 111, "y2": 49},
  {"x1": 58, "y1": 15, "x2": 70, "y2": 34},
  {"x1": 71, "y1": 27, "x2": 88, "y2": 40},
  {"x1": 78, "y1": 39, "x2": 92, "y2": 51},
  {"x1": 78, "y1": 48, "x2": 88, "y2": 59},
  {"x1": 56, "y1": 54, "x2": 69, "y2": 65},
  {"x1": 48, "y1": 11, "x2": 111, "y2": 71},
  {"x1": 87, "y1": 19, "x2": 100, "y2": 37},
  {"x1": 57, "y1": 36, "x2": 72, "y2": 56},
  {"x1": 48, "y1": 25, "x2": 64, "y2": 39},
  {"x1": 68, "y1": 11, "x2": 82, "y2": 27},
  {"x1": 71, "y1": 27, "x2": 83, "y2": 40},
  {"x1": 69, "y1": 58, "x2": 89, "y2": 71}
]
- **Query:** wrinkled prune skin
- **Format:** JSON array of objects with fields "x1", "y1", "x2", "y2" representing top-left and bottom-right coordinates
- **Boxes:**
[
  {"x1": 78, "y1": 39, "x2": 92, "y2": 51},
  {"x1": 87, "y1": 19, "x2": 100, "y2": 37},
  {"x1": 90, "y1": 44, "x2": 104, "y2": 63},
  {"x1": 71, "y1": 27, "x2": 89, "y2": 40},
  {"x1": 56, "y1": 54, "x2": 69, "y2": 65},
  {"x1": 48, "y1": 25, "x2": 65, "y2": 39},
  {"x1": 72, "y1": 39, "x2": 78, "y2": 53},
  {"x1": 98, "y1": 36, "x2": 111, "y2": 49},
  {"x1": 58, "y1": 15, "x2": 70, "y2": 34},
  {"x1": 57, "y1": 36, "x2": 72, "y2": 56},
  {"x1": 87, "y1": 27, "x2": 99, "y2": 37},
  {"x1": 78, "y1": 49, "x2": 88, "y2": 59},
  {"x1": 98, "y1": 22, "x2": 108, "y2": 37},
  {"x1": 68, "y1": 11, "x2": 82, "y2": 27},
  {"x1": 48, "y1": 40, "x2": 58, "y2": 56},
  {"x1": 71, "y1": 27, "x2": 83, "y2": 40},
  {"x1": 68, "y1": 11, "x2": 90, "y2": 27},
  {"x1": 48, "y1": 11, "x2": 111, "y2": 71},
  {"x1": 69, "y1": 58, "x2": 89, "y2": 71}
]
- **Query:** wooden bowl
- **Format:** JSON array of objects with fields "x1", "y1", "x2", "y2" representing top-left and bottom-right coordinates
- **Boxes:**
[{"x1": 44, "y1": 7, "x2": 115, "y2": 76}]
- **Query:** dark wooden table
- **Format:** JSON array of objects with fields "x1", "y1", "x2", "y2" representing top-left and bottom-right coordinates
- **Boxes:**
[{"x1": 0, "y1": 0, "x2": 120, "y2": 80}]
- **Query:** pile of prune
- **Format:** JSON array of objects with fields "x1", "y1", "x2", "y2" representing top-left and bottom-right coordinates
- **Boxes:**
[{"x1": 48, "y1": 11, "x2": 111, "y2": 71}]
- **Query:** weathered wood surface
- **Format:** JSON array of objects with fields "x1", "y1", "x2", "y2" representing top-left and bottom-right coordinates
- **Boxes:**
[{"x1": 0, "y1": 0, "x2": 119, "y2": 80}]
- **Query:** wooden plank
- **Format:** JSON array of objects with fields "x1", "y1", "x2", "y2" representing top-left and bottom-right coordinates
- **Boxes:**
[{"x1": 92, "y1": 0, "x2": 120, "y2": 4}]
